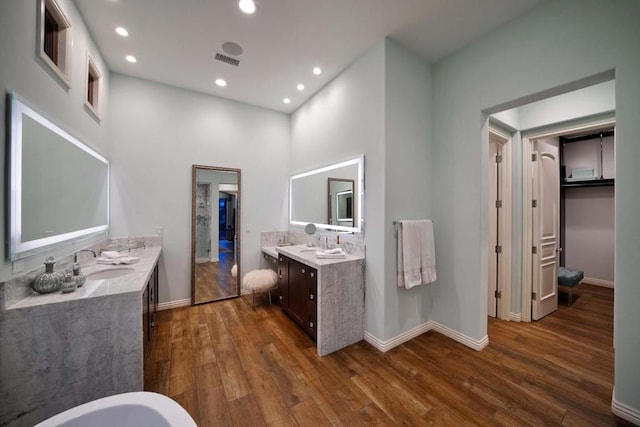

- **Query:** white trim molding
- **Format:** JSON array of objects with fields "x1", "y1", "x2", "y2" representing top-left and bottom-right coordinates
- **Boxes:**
[
  {"x1": 508, "y1": 312, "x2": 522, "y2": 322},
  {"x1": 582, "y1": 277, "x2": 614, "y2": 288},
  {"x1": 364, "y1": 321, "x2": 489, "y2": 353},
  {"x1": 157, "y1": 298, "x2": 191, "y2": 311},
  {"x1": 612, "y1": 393, "x2": 640, "y2": 425}
]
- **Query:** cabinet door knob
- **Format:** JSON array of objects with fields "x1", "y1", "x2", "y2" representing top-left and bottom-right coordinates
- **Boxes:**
[
  {"x1": 310, "y1": 272, "x2": 315, "y2": 278},
  {"x1": 301, "y1": 268, "x2": 306, "y2": 274},
  {"x1": 279, "y1": 295, "x2": 283, "y2": 301},
  {"x1": 309, "y1": 321, "x2": 314, "y2": 328},
  {"x1": 309, "y1": 293, "x2": 314, "y2": 301}
]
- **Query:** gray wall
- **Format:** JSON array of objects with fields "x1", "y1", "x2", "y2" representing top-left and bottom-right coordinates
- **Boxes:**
[
  {"x1": 291, "y1": 41, "x2": 387, "y2": 338},
  {"x1": 108, "y1": 74, "x2": 290, "y2": 304},
  {"x1": 0, "y1": 0, "x2": 110, "y2": 281},
  {"x1": 291, "y1": 39, "x2": 432, "y2": 342},
  {"x1": 383, "y1": 39, "x2": 433, "y2": 340},
  {"x1": 432, "y1": 0, "x2": 639, "y2": 411}
]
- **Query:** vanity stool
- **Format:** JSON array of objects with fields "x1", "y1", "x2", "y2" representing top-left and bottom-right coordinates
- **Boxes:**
[{"x1": 242, "y1": 269, "x2": 278, "y2": 308}]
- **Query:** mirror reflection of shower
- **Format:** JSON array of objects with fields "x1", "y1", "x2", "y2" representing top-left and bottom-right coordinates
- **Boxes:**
[{"x1": 192, "y1": 166, "x2": 240, "y2": 305}]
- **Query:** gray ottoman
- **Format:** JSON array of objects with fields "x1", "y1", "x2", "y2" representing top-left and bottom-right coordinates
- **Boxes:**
[{"x1": 558, "y1": 266, "x2": 584, "y2": 305}]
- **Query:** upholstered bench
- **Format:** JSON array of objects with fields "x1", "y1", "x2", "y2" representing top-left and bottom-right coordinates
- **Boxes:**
[
  {"x1": 242, "y1": 269, "x2": 278, "y2": 308},
  {"x1": 558, "y1": 266, "x2": 584, "y2": 305}
]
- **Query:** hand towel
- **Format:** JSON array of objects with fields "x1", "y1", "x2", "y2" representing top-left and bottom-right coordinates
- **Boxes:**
[
  {"x1": 100, "y1": 250, "x2": 123, "y2": 259},
  {"x1": 96, "y1": 256, "x2": 140, "y2": 265},
  {"x1": 397, "y1": 219, "x2": 437, "y2": 289},
  {"x1": 315, "y1": 248, "x2": 347, "y2": 259}
]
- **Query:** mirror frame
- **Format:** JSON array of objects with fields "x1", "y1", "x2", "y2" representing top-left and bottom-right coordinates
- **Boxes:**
[
  {"x1": 6, "y1": 92, "x2": 109, "y2": 260},
  {"x1": 290, "y1": 155, "x2": 364, "y2": 233},
  {"x1": 190, "y1": 165, "x2": 241, "y2": 305}
]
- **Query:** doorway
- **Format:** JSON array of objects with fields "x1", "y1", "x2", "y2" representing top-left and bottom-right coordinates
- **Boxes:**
[{"x1": 521, "y1": 118, "x2": 616, "y2": 321}]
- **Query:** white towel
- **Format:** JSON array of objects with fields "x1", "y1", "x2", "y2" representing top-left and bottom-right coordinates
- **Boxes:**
[
  {"x1": 397, "y1": 219, "x2": 436, "y2": 289},
  {"x1": 100, "y1": 250, "x2": 123, "y2": 259},
  {"x1": 315, "y1": 248, "x2": 347, "y2": 259},
  {"x1": 96, "y1": 256, "x2": 140, "y2": 265}
]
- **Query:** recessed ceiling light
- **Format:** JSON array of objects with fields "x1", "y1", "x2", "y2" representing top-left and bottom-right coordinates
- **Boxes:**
[
  {"x1": 313, "y1": 67, "x2": 322, "y2": 75},
  {"x1": 296, "y1": 84, "x2": 305, "y2": 91},
  {"x1": 283, "y1": 98, "x2": 291, "y2": 104},
  {"x1": 125, "y1": 55, "x2": 137, "y2": 63},
  {"x1": 238, "y1": 0, "x2": 256, "y2": 14},
  {"x1": 215, "y1": 78, "x2": 227, "y2": 87},
  {"x1": 115, "y1": 27, "x2": 128, "y2": 37}
]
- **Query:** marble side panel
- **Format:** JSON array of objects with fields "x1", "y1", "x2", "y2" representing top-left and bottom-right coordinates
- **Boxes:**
[
  {"x1": 317, "y1": 259, "x2": 365, "y2": 356},
  {"x1": 0, "y1": 292, "x2": 142, "y2": 427}
]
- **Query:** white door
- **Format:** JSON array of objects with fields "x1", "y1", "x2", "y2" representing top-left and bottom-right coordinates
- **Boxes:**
[
  {"x1": 531, "y1": 138, "x2": 559, "y2": 320},
  {"x1": 488, "y1": 141, "x2": 500, "y2": 318}
]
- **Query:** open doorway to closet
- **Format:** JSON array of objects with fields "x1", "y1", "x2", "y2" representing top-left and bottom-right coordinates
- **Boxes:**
[{"x1": 522, "y1": 119, "x2": 615, "y2": 321}]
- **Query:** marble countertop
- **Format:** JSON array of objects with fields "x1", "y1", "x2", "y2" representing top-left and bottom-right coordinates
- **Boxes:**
[
  {"x1": 8, "y1": 246, "x2": 161, "y2": 310},
  {"x1": 262, "y1": 244, "x2": 364, "y2": 269}
]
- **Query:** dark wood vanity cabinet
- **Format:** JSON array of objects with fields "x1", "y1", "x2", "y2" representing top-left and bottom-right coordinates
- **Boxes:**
[
  {"x1": 143, "y1": 263, "x2": 159, "y2": 360},
  {"x1": 277, "y1": 255, "x2": 317, "y2": 340}
]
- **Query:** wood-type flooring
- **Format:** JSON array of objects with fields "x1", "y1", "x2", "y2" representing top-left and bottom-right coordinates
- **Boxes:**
[
  {"x1": 145, "y1": 283, "x2": 632, "y2": 426},
  {"x1": 193, "y1": 241, "x2": 237, "y2": 303}
]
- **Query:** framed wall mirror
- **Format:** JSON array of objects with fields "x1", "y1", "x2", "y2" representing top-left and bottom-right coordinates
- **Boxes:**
[
  {"x1": 191, "y1": 165, "x2": 241, "y2": 304},
  {"x1": 6, "y1": 92, "x2": 109, "y2": 260},
  {"x1": 290, "y1": 156, "x2": 364, "y2": 233},
  {"x1": 328, "y1": 178, "x2": 354, "y2": 227}
]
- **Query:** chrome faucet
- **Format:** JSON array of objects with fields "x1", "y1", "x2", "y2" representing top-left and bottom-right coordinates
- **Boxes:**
[{"x1": 74, "y1": 249, "x2": 97, "y2": 263}]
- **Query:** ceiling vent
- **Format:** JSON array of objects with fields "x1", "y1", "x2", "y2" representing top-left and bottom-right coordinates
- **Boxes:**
[{"x1": 215, "y1": 53, "x2": 240, "y2": 67}]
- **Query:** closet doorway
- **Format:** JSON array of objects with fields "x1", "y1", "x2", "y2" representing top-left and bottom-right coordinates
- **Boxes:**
[
  {"x1": 487, "y1": 128, "x2": 512, "y2": 320},
  {"x1": 521, "y1": 118, "x2": 615, "y2": 321}
]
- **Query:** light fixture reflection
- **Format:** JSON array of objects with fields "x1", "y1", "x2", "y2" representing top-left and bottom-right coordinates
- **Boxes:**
[{"x1": 239, "y1": 0, "x2": 256, "y2": 14}]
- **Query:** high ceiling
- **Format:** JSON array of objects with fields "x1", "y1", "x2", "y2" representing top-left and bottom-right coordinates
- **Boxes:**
[{"x1": 75, "y1": 0, "x2": 547, "y2": 113}]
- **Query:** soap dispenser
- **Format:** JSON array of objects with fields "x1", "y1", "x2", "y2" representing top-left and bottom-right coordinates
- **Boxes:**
[
  {"x1": 60, "y1": 271, "x2": 77, "y2": 293},
  {"x1": 72, "y1": 263, "x2": 86, "y2": 288},
  {"x1": 32, "y1": 257, "x2": 64, "y2": 294}
]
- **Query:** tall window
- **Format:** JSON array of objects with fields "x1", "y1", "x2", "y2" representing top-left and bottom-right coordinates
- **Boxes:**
[{"x1": 38, "y1": 0, "x2": 72, "y2": 88}]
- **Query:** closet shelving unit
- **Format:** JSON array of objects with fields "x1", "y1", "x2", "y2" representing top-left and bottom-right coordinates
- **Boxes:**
[{"x1": 558, "y1": 129, "x2": 615, "y2": 266}]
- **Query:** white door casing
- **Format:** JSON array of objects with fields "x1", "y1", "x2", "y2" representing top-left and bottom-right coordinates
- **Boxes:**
[
  {"x1": 531, "y1": 138, "x2": 559, "y2": 320},
  {"x1": 488, "y1": 140, "x2": 500, "y2": 318}
]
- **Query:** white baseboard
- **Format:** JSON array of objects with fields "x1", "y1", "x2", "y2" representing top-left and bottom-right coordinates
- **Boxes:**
[
  {"x1": 364, "y1": 320, "x2": 488, "y2": 353},
  {"x1": 157, "y1": 298, "x2": 191, "y2": 311},
  {"x1": 431, "y1": 321, "x2": 489, "y2": 351},
  {"x1": 364, "y1": 322, "x2": 432, "y2": 353},
  {"x1": 508, "y1": 312, "x2": 521, "y2": 322},
  {"x1": 612, "y1": 393, "x2": 640, "y2": 425},
  {"x1": 582, "y1": 277, "x2": 614, "y2": 288}
]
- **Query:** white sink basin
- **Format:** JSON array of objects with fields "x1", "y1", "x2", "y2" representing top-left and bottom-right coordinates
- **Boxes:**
[{"x1": 86, "y1": 267, "x2": 135, "y2": 280}]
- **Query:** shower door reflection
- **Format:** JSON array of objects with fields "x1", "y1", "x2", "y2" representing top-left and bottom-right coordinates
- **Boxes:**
[{"x1": 191, "y1": 165, "x2": 241, "y2": 304}]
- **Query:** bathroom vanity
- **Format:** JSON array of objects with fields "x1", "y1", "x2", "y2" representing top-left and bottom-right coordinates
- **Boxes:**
[
  {"x1": 0, "y1": 246, "x2": 161, "y2": 427},
  {"x1": 262, "y1": 244, "x2": 365, "y2": 356}
]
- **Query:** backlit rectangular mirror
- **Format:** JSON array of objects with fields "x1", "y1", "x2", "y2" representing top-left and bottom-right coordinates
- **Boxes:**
[
  {"x1": 290, "y1": 156, "x2": 364, "y2": 233},
  {"x1": 6, "y1": 92, "x2": 109, "y2": 260}
]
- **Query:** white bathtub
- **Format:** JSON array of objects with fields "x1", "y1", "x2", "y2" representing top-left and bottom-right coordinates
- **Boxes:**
[{"x1": 35, "y1": 392, "x2": 197, "y2": 427}]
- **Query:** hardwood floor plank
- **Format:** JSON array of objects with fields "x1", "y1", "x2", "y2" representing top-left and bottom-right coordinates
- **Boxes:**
[
  {"x1": 291, "y1": 398, "x2": 332, "y2": 426},
  {"x1": 145, "y1": 285, "x2": 622, "y2": 426}
]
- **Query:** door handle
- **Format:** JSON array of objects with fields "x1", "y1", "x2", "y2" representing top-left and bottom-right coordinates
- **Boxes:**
[{"x1": 556, "y1": 248, "x2": 563, "y2": 253}]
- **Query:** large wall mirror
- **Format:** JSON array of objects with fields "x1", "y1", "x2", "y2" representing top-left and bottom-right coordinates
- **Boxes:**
[
  {"x1": 6, "y1": 92, "x2": 109, "y2": 260},
  {"x1": 290, "y1": 156, "x2": 364, "y2": 233},
  {"x1": 191, "y1": 165, "x2": 240, "y2": 304}
]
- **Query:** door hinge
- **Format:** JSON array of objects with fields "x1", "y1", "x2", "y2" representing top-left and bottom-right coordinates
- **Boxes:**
[
  {"x1": 496, "y1": 154, "x2": 502, "y2": 163},
  {"x1": 531, "y1": 153, "x2": 537, "y2": 162},
  {"x1": 532, "y1": 246, "x2": 537, "y2": 254},
  {"x1": 532, "y1": 200, "x2": 537, "y2": 208},
  {"x1": 495, "y1": 245, "x2": 502, "y2": 254},
  {"x1": 494, "y1": 290, "x2": 502, "y2": 299},
  {"x1": 495, "y1": 200, "x2": 502, "y2": 208},
  {"x1": 531, "y1": 292, "x2": 537, "y2": 301}
]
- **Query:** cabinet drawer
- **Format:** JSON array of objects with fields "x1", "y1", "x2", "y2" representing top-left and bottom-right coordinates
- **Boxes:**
[{"x1": 263, "y1": 252, "x2": 278, "y2": 271}]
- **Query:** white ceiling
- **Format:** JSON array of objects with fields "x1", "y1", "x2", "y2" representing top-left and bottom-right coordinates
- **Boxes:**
[{"x1": 74, "y1": 0, "x2": 547, "y2": 114}]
